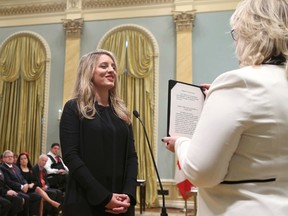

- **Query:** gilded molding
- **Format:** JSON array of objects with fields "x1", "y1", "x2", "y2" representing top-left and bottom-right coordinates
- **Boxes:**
[
  {"x1": 67, "y1": 0, "x2": 81, "y2": 10},
  {"x1": 0, "y1": 2, "x2": 66, "y2": 16},
  {"x1": 62, "y1": 18, "x2": 84, "y2": 35},
  {"x1": 82, "y1": 0, "x2": 173, "y2": 9},
  {"x1": 0, "y1": 0, "x2": 173, "y2": 17},
  {"x1": 172, "y1": 10, "x2": 196, "y2": 32},
  {"x1": 0, "y1": 0, "x2": 239, "y2": 21}
]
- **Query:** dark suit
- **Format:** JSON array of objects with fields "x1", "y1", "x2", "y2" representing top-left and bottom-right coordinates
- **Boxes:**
[
  {"x1": 0, "y1": 163, "x2": 41, "y2": 216},
  {"x1": 32, "y1": 164, "x2": 63, "y2": 215},
  {"x1": 0, "y1": 167, "x2": 24, "y2": 216}
]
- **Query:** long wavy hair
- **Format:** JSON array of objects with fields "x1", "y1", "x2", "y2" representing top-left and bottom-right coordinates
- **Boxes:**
[
  {"x1": 230, "y1": 0, "x2": 288, "y2": 75},
  {"x1": 72, "y1": 49, "x2": 131, "y2": 124},
  {"x1": 16, "y1": 152, "x2": 33, "y2": 170}
]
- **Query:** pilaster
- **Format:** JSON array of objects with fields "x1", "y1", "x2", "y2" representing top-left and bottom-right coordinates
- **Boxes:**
[
  {"x1": 173, "y1": 9, "x2": 196, "y2": 83},
  {"x1": 62, "y1": 0, "x2": 83, "y2": 106}
]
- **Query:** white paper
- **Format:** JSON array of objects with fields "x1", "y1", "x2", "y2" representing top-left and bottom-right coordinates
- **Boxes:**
[{"x1": 168, "y1": 82, "x2": 205, "y2": 138}]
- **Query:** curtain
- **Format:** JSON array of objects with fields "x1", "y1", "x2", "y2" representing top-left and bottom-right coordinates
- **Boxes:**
[
  {"x1": 101, "y1": 29, "x2": 158, "y2": 207},
  {"x1": 0, "y1": 35, "x2": 46, "y2": 164}
]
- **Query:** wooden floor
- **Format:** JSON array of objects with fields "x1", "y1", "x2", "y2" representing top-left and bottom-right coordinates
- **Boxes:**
[{"x1": 135, "y1": 207, "x2": 196, "y2": 216}]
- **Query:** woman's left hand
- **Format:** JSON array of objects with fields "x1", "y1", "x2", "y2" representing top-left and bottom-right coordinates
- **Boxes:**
[{"x1": 200, "y1": 83, "x2": 211, "y2": 95}]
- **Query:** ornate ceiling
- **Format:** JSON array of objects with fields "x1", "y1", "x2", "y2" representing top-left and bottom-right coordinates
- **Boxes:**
[
  {"x1": 0, "y1": 0, "x2": 239, "y2": 27},
  {"x1": 0, "y1": 0, "x2": 174, "y2": 16}
]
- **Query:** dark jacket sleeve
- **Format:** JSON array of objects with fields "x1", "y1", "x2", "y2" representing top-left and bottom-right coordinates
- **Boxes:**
[
  {"x1": 122, "y1": 124, "x2": 138, "y2": 206},
  {"x1": 0, "y1": 169, "x2": 8, "y2": 195},
  {"x1": 1, "y1": 165, "x2": 27, "y2": 191},
  {"x1": 0, "y1": 185, "x2": 8, "y2": 195},
  {"x1": 60, "y1": 100, "x2": 112, "y2": 206},
  {"x1": 32, "y1": 166, "x2": 51, "y2": 188},
  {"x1": 31, "y1": 165, "x2": 41, "y2": 187}
]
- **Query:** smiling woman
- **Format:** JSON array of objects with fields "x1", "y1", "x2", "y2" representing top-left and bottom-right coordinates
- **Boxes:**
[
  {"x1": 59, "y1": 49, "x2": 138, "y2": 216},
  {"x1": 91, "y1": 54, "x2": 117, "y2": 99}
]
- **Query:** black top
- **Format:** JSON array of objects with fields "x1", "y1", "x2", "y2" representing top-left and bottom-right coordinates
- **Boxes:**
[
  {"x1": 0, "y1": 168, "x2": 10, "y2": 195},
  {"x1": 20, "y1": 168, "x2": 38, "y2": 192},
  {"x1": 60, "y1": 99, "x2": 138, "y2": 216}
]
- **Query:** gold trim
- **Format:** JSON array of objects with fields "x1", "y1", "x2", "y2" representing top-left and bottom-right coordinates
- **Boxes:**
[
  {"x1": 0, "y1": 0, "x2": 240, "y2": 27},
  {"x1": 172, "y1": 10, "x2": 196, "y2": 32},
  {"x1": 67, "y1": 0, "x2": 81, "y2": 10},
  {"x1": 82, "y1": 0, "x2": 174, "y2": 9},
  {"x1": 62, "y1": 18, "x2": 84, "y2": 35},
  {"x1": 0, "y1": 0, "x2": 240, "y2": 17},
  {"x1": 0, "y1": 2, "x2": 66, "y2": 16}
]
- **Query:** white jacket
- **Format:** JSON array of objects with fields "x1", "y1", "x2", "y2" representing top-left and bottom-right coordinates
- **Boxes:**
[{"x1": 176, "y1": 65, "x2": 288, "y2": 216}]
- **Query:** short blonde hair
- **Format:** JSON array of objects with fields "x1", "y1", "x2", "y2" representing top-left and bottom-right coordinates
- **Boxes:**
[{"x1": 230, "y1": 0, "x2": 288, "y2": 72}]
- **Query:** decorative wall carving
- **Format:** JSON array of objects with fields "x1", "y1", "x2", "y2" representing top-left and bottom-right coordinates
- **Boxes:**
[
  {"x1": 0, "y1": 0, "x2": 173, "y2": 16},
  {"x1": 82, "y1": 0, "x2": 173, "y2": 9},
  {"x1": 172, "y1": 10, "x2": 196, "y2": 32},
  {"x1": 0, "y1": 0, "x2": 238, "y2": 19},
  {"x1": 62, "y1": 18, "x2": 84, "y2": 35},
  {"x1": 67, "y1": 0, "x2": 81, "y2": 10},
  {"x1": 0, "y1": 2, "x2": 66, "y2": 16}
]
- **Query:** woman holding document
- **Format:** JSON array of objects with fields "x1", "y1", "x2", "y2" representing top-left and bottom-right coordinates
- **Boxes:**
[{"x1": 162, "y1": 0, "x2": 288, "y2": 215}]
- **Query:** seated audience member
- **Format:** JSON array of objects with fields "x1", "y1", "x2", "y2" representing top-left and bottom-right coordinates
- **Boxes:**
[
  {"x1": 45, "y1": 143, "x2": 68, "y2": 191},
  {"x1": 0, "y1": 167, "x2": 24, "y2": 216},
  {"x1": 16, "y1": 153, "x2": 62, "y2": 215},
  {"x1": 32, "y1": 154, "x2": 63, "y2": 216},
  {"x1": 0, "y1": 150, "x2": 41, "y2": 216},
  {"x1": 13, "y1": 153, "x2": 18, "y2": 165}
]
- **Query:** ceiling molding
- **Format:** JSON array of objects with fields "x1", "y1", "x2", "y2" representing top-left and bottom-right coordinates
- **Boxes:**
[
  {"x1": 0, "y1": 0, "x2": 240, "y2": 27},
  {"x1": 0, "y1": 1, "x2": 66, "y2": 16},
  {"x1": 82, "y1": 0, "x2": 174, "y2": 9}
]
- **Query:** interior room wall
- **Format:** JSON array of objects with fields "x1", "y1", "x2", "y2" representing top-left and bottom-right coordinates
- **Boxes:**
[
  {"x1": 0, "y1": 10, "x2": 238, "y2": 179},
  {"x1": 0, "y1": 23, "x2": 66, "y2": 153}
]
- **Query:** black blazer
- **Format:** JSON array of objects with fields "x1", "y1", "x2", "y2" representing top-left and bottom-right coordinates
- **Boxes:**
[
  {"x1": 32, "y1": 164, "x2": 49, "y2": 188},
  {"x1": 0, "y1": 163, "x2": 28, "y2": 192},
  {"x1": 0, "y1": 168, "x2": 11, "y2": 196},
  {"x1": 60, "y1": 99, "x2": 138, "y2": 216}
]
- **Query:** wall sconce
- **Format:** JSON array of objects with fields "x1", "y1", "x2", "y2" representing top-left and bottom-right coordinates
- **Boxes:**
[{"x1": 58, "y1": 109, "x2": 62, "y2": 121}]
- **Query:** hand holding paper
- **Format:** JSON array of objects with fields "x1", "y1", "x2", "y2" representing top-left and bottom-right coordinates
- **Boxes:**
[
  {"x1": 161, "y1": 137, "x2": 177, "y2": 152},
  {"x1": 167, "y1": 80, "x2": 205, "y2": 138},
  {"x1": 166, "y1": 80, "x2": 205, "y2": 200}
]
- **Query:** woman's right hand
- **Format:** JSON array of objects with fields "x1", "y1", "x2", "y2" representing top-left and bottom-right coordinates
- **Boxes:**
[
  {"x1": 105, "y1": 193, "x2": 130, "y2": 214},
  {"x1": 162, "y1": 136, "x2": 178, "y2": 153},
  {"x1": 200, "y1": 83, "x2": 211, "y2": 95}
]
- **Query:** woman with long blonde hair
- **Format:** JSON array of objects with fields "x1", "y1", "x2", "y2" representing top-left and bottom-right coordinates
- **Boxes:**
[{"x1": 60, "y1": 49, "x2": 138, "y2": 216}]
